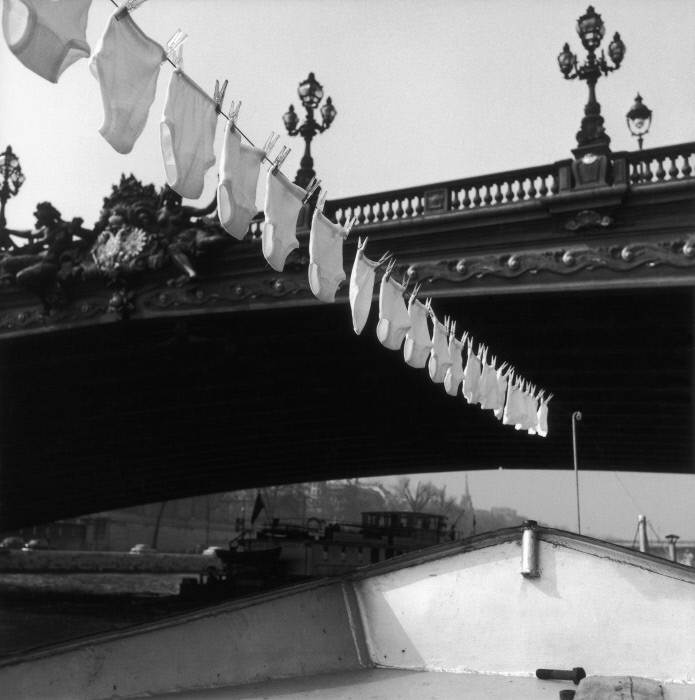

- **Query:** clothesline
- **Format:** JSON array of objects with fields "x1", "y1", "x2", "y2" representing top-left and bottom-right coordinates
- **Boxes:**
[
  {"x1": 106, "y1": 0, "x2": 281, "y2": 171},
  {"x1": 2, "y1": 0, "x2": 554, "y2": 436}
]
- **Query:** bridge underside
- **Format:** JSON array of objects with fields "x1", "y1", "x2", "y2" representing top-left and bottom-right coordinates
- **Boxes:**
[
  {"x1": 0, "y1": 284, "x2": 692, "y2": 529},
  {"x1": 0, "y1": 146, "x2": 693, "y2": 529}
]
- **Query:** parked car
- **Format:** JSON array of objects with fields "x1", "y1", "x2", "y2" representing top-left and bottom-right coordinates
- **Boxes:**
[
  {"x1": 22, "y1": 538, "x2": 49, "y2": 550},
  {"x1": 129, "y1": 544, "x2": 157, "y2": 554},
  {"x1": 0, "y1": 536, "x2": 24, "y2": 550},
  {"x1": 202, "y1": 546, "x2": 224, "y2": 556}
]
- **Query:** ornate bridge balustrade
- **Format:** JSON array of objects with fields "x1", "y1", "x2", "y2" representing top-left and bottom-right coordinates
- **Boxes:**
[
  {"x1": 320, "y1": 142, "x2": 694, "y2": 226},
  {"x1": 0, "y1": 142, "x2": 693, "y2": 530}
]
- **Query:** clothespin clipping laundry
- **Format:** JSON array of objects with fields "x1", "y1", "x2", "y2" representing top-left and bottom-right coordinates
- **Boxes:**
[
  {"x1": 343, "y1": 216, "x2": 357, "y2": 238},
  {"x1": 383, "y1": 258, "x2": 397, "y2": 281},
  {"x1": 303, "y1": 178, "x2": 322, "y2": 204},
  {"x1": 374, "y1": 249, "x2": 392, "y2": 270},
  {"x1": 263, "y1": 133, "x2": 280, "y2": 157},
  {"x1": 271, "y1": 146, "x2": 291, "y2": 173},
  {"x1": 115, "y1": 0, "x2": 148, "y2": 21},
  {"x1": 165, "y1": 30, "x2": 187, "y2": 68},
  {"x1": 213, "y1": 79, "x2": 228, "y2": 115},
  {"x1": 227, "y1": 101, "x2": 241, "y2": 125}
]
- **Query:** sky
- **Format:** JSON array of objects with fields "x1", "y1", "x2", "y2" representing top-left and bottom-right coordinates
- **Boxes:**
[
  {"x1": 1, "y1": 1, "x2": 695, "y2": 542},
  {"x1": 1, "y1": 0, "x2": 694, "y2": 230}
]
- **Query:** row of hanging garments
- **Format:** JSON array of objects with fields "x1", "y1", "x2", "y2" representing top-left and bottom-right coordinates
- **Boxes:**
[
  {"x1": 348, "y1": 239, "x2": 553, "y2": 437},
  {"x1": 3, "y1": 0, "x2": 554, "y2": 435},
  {"x1": 1, "y1": 0, "x2": 358, "y2": 296}
]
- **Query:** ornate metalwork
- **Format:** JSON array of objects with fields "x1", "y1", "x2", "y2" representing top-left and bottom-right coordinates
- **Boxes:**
[
  {"x1": 407, "y1": 238, "x2": 695, "y2": 284},
  {"x1": 0, "y1": 175, "x2": 231, "y2": 307},
  {"x1": 564, "y1": 209, "x2": 613, "y2": 231}
]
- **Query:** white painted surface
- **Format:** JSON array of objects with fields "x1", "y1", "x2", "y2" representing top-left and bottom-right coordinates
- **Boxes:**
[
  {"x1": 2, "y1": 528, "x2": 694, "y2": 699},
  {"x1": 355, "y1": 535, "x2": 695, "y2": 683},
  {"x1": 142, "y1": 669, "x2": 695, "y2": 699},
  {"x1": 0, "y1": 581, "x2": 363, "y2": 700}
]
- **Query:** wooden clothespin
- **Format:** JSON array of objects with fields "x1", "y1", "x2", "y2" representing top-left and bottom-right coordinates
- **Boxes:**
[
  {"x1": 213, "y1": 79, "x2": 228, "y2": 114},
  {"x1": 376, "y1": 250, "x2": 392, "y2": 269},
  {"x1": 344, "y1": 216, "x2": 357, "y2": 238},
  {"x1": 410, "y1": 282, "x2": 422, "y2": 301},
  {"x1": 115, "y1": 0, "x2": 148, "y2": 21},
  {"x1": 227, "y1": 100, "x2": 242, "y2": 125},
  {"x1": 165, "y1": 30, "x2": 187, "y2": 68},
  {"x1": 316, "y1": 189, "x2": 328, "y2": 214},
  {"x1": 263, "y1": 132, "x2": 280, "y2": 156},
  {"x1": 425, "y1": 298, "x2": 435, "y2": 319},
  {"x1": 383, "y1": 258, "x2": 396, "y2": 282},
  {"x1": 270, "y1": 146, "x2": 291, "y2": 174},
  {"x1": 303, "y1": 178, "x2": 322, "y2": 204}
]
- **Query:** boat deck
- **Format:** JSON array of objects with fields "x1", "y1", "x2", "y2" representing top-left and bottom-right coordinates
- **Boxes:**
[{"x1": 151, "y1": 668, "x2": 692, "y2": 699}]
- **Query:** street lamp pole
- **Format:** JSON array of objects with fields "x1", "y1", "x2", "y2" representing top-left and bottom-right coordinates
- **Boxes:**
[
  {"x1": 282, "y1": 73, "x2": 337, "y2": 189},
  {"x1": 572, "y1": 411, "x2": 583, "y2": 534},
  {"x1": 557, "y1": 6, "x2": 626, "y2": 157}
]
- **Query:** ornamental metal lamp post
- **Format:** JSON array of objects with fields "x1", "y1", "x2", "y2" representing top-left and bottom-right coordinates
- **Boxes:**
[
  {"x1": 282, "y1": 73, "x2": 337, "y2": 189},
  {"x1": 626, "y1": 93, "x2": 652, "y2": 151},
  {"x1": 0, "y1": 145, "x2": 25, "y2": 230},
  {"x1": 557, "y1": 6, "x2": 626, "y2": 157}
]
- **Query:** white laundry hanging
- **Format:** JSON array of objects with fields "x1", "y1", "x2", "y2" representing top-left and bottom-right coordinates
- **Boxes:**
[
  {"x1": 403, "y1": 292, "x2": 432, "y2": 369},
  {"x1": 443, "y1": 326, "x2": 466, "y2": 396},
  {"x1": 3, "y1": 0, "x2": 92, "y2": 83},
  {"x1": 376, "y1": 268, "x2": 411, "y2": 351},
  {"x1": 90, "y1": 8, "x2": 165, "y2": 154},
  {"x1": 428, "y1": 315, "x2": 452, "y2": 384}
]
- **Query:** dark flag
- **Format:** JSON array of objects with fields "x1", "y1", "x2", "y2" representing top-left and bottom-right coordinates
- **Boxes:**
[{"x1": 250, "y1": 491, "x2": 265, "y2": 524}]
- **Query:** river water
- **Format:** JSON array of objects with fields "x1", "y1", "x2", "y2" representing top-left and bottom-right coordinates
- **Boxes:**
[{"x1": 0, "y1": 573, "x2": 210, "y2": 657}]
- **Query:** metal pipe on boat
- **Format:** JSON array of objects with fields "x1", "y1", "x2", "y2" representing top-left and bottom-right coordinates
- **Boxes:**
[
  {"x1": 666, "y1": 534, "x2": 679, "y2": 561},
  {"x1": 521, "y1": 520, "x2": 540, "y2": 578}
]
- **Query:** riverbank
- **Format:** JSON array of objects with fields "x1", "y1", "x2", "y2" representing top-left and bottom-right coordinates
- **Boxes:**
[{"x1": 0, "y1": 573, "x2": 210, "y2": 657}]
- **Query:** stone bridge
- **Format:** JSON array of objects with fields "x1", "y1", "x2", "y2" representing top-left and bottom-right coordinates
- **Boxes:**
[{"x1": 0, "y1": 141, "x2": 693, "y2": 529}]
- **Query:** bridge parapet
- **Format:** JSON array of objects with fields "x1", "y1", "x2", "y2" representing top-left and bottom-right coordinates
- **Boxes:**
[
  {"x1": 321, "y1": 141, "x2": 694, "y2": 228},
  {"x1": 0, "y1": 143, "x2": 692, "y2": 338}
]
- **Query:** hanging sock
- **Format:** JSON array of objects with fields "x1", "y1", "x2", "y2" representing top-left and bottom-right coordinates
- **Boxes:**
[
  {"x1": 217, "y1": 121, "x2": 265, "y2": 239},
  {"x1": 462, "y1": 341, "x2": 483, "y2": 404},
  {"x1": 479, "y1": 352, "x2": 501, "y2": 410},
  {"x1": 536, "y1": 393, "x2": 552, "y2": 437},
  {"x1": 524, "y1": 388, "x2": 540, "y2": 434},
  {"x1": 428, "y1": 315, "x2": 452, "y2": 384},
  {"x1": 376, "y1": 269, "x2": 411, "y2": 351},
  {"x1": 2, "y1": 0, "x2": 92, "y2": 83},
  {"x1": 160, "y1": 69, "x2": 218, "y2": 199},
  {"x1": 349, "y1": 238, "x2": 385, "y2": 335},
  {"x1": 503, "y1": 376, "x2": 527, "y2": 427},
  {"x1": 262, "y1": 169, "x2": 305, "y2": 272},
  {"x1": 89, "y1": 9, "x2": 165, "y2": 154},
  {"x1": 403, "y1": 294, "x2": 432, "y2": 369},
  {"x1": 309, "y1": 205, "x2": 348, "y2": 303},
  {"x1": 443, "y1": 328, "x2": 466, "y2": 396},
  {"x1": 494, "y1": 364, "x2": 512, "y2": 420}
]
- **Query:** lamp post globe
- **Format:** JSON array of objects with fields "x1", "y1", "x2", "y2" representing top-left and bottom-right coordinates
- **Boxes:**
[
  {"x1": 576, "y1": 5, "x2": 605, "y2": 52},
  {"x1": 626, "y1": 93, "x2": 652, "y2": 150},
  {"x1": 282, "y1": 73, "x2": 336, "y2": 189}
]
